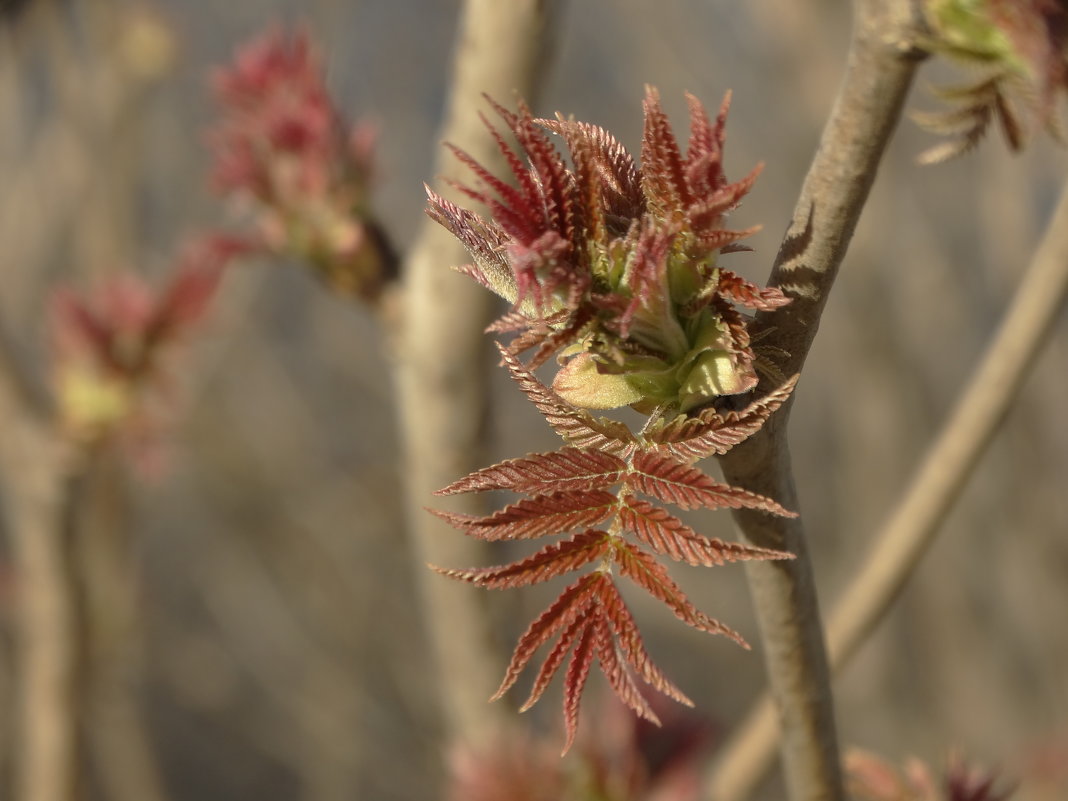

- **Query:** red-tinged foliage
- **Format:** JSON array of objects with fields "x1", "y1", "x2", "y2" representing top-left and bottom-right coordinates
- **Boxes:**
[
  {"x1": 51, "y1": 237, "x2": 230, "y2": 397},
  {"x1": 618, "y1": 496, "x2": 787, "y2": 568},
  {"x1": 628, "y1": 449, "x2": 796, "y2": 516},
  {"x1": 209, "y1": 26, "x2": 391, "y2": 300},
  {"x1": 445, "y1": 692, "x2": 714, "y2": 801},
  {"x1": 496, "y1": 343, "x2": 637, "y2": 456},
  {"x1": 917, "y1": 1, "x2": 1068, "y2": 162},
  {"x1": 561, "y1": 623, "x2": 598, "y2": 754},
  {"x1": 446, "y1": 734, "x2": 566, "y2": 801},
  {"x1": 435, "y1": 447, "x2": 625, "y2": 496},
  {"x1": 429, "y1": 88, "x2": 799, "y2": 750},
  {"x1": 210, "y1": 26, "x2": 355, "y2": 204},
  {"x1": 428, "y1": 89, "x2": 790, "y2": 414},
  {"x1": 646, "y1": 374, "x2": 799, "y2": 462},
  {"x1": 430, "y1": 491, "x2": 617, "y2": 541},
  {"x1": 434, "y1": 352, "x2": 798, "y2": 748},
  {"x1": 593, "y1": 618, "x2": 661, "y2": 726},
  {"x1": 847, "y1": 749, "x2": 1016, "y2": 801},
  {"x1": 610, "y1": 540, "x2": 747, "y2": 646},
  {"x1": 48, "y1": 234, "x2": 236, "y2": 469},
  {"x1": 589, "y1": 577, "x2": 693, "y2": 708},
  {"x1": 431, "y1": 530, "x2": 611, "y2": 588},
  {"x1": 521, "y1": 608, "x2": 597, "y2": 714},
  {"x1": 492, "y1": 574, "x2": 602, "y2": 702},
  {"x1": 715, "y1": 268, "x2": 795, "y2": 312}
]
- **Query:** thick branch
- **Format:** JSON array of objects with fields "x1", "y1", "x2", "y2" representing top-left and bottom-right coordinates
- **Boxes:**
[
  {"x1": 395, "y1": 0, "x2": 558, "y2": 749},
  {"x1": 711, "y1": 3, "x2": 926, "y2": 801}
]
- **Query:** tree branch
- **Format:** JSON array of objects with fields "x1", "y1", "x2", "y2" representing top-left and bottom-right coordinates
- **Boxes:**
[
  {"x1": 710, "y1": 3, "x2": 927, "y2": 801},
  {"x1": 706, "y1": 174, "x2": 1068, "y2": 801},
  {"x1": 1, "y1": 360, "x2": 82, "y2": 801},
  {"x1": 394, "y1": 0, "x2": 559, "y2": 750}
]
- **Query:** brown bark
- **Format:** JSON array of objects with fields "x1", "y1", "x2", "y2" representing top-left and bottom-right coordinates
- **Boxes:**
[
  {"x1": 395, "y1": 0, "x2": 559, "y2": 750},
  {"x1": 709, "y1": 3, "x2": 927, "y2": 800}
]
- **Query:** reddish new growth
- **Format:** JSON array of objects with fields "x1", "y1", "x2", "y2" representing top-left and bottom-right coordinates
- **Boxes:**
[
  {"x1": 50, "y1": 234, "x2": 235, "y2": 447},
  {"x1": 917, "y1": 1, "x2": 1068, "y2": 162},
  {"x1": 847, "y1": 749, "x2": 1016, "y2": 801},
  {"x1": 432, "y1": 349, "x2": 795, "y2": 751},
  {"x1": 426, "y1": 88, "x2": 798, "y2": 751},
  {"x1": 428, "y1": 87, "x2": 789, "y2": 414},
  {"x1": 447, "y1": 693, "x2": 713, "y2": 801},
  {"x1": 209, "y1": 26, "x2": 392, "y2": 300}
]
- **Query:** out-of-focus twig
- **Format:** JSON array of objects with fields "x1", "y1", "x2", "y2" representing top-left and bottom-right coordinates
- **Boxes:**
[
  {"x1": 826, "y1": 173, "x2": 1068, "y2": 685},
  {"x1": 705, "y1": 174, "x2": 1068, "y2": 801},
  {"x1": 1, "y1": 320, "x2": 81, "y2": 801},
  {"x1": 0, "y1": 8, "x2": 174, "y2": 801},
  {"x1": 395, "y1": 0, "x2": 559, "y2": 750},
  {"x1": 710, "y1": 3, "x2": 926, "y2": 801}
]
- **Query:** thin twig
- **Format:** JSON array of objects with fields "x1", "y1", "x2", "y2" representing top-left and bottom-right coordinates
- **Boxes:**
[
  {"x1": 394, "y1": 0, "x2": 559, "y2": 750},
  {"x1": 706, "y1": 175, "x2": 1068, "y2": 801},
  {"x1": 710, "y1": 3, "x2": 926, "y2": 801},
  {"x1": 1, "y1": 361, "x2": 81, "y2": 801}
]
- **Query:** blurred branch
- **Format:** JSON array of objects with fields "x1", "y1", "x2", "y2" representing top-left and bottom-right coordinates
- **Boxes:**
[
  {"x1": 0, "y1": 378, "x2": 81, "y2": 801},
  {"x1": 706, "y1": 173, "x2": 1068, "y2": 801},
  {"x1": 825, "y1": 173, "x2": 1068, "y2": 696},
  {"x1": 710, "y1": 3, "x2": 926, "y2": 801},
  {"x1": 394, "y1": 0, "x2": 559, "y2": 750},
  {"x1": 1, "y1": 8, "x2": 172, "y2": 800}
]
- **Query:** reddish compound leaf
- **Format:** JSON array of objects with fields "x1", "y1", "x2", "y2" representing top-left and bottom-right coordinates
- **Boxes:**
[
  {"x1": 627, "y1": 450, "x2": 796, "y2": 517},
  {"x1": 646, "y1": 375, "x2": 798, "y2": 462},
  {"x1": 611, "y1": 540, "x2": 747, "y2": 647},
  {"x1": 429, "y1": 490, "x2": 616, "y2": 541},
  {"x1": 618, "y1": 495, "x2": 791, "y2": 567},
  {"x1": 492, "y1": 574, "x2": 601, "y2": 701},
  {"x1": 431, "y1": 530, "x2": 611, "y2": 589},
  {"x1": 496, "y1": 342, "x2": 636, "y2": 456},
  {"x1": 436, "y1": 448, "x2": 626, "y2": 496}
]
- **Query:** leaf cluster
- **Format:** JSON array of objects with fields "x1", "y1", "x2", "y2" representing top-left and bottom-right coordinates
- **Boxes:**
[
  {"x1": 432, "y1": 344, "x2": 798, "y2": 751},
  {"x1": 425, "y1": 90, "x2": 788, "y2": 381}
]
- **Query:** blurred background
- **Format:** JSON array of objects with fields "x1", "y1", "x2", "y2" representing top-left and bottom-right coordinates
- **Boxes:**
[{"x1": 1, "y1": 1, "x2": 1066, "y2": 800}]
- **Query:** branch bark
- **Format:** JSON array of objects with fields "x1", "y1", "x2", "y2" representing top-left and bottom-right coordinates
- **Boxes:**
[
  {"x1": 1, "y1": 352, "x2": 82, "y2": 801},
  {"x1": 706, "y1": 174, "x2": 1068, "y2": 801},
  {"x1": 395, "y1": 0, "x2": 559, "y2": 750},
  {"x1": 710, "y1": 3, "x2": 926, "y2": 801}
]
